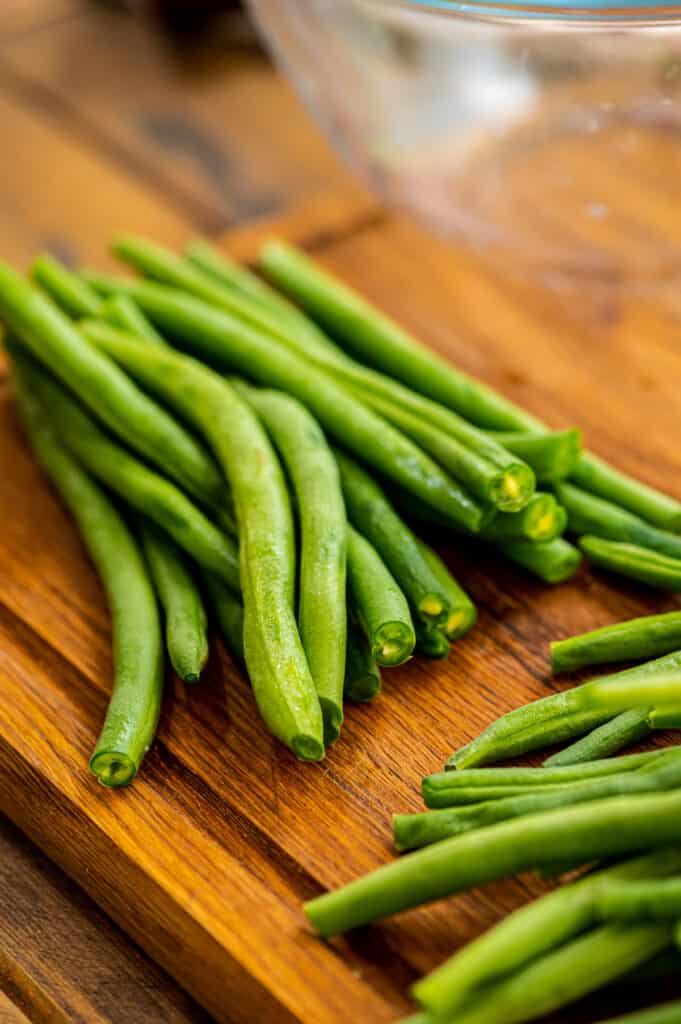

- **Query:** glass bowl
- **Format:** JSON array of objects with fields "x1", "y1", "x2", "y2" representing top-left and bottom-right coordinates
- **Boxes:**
[{"x1": 246, "y1": 0, "x2": 681, "y2": 290}]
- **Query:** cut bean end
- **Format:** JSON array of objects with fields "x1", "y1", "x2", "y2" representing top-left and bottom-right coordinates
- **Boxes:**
[
  {"x1": 492, "y1": 465, "x2": 536, "y2": 513},
  {"x1": 419, "y1": 594, "x2": 447, "y2": 623},
  {"x1": 320, "y1": 699, "x2": 343, "y2": 747},
  {"x1": 373, "y1": 622, "x2": 415, "y2": 667},
  {"x1": 291, "y1": 734, "x2": 325, "y2": 762},
  {"x1": 90, "y1": 751, "x2": 137, "y2": 788}
]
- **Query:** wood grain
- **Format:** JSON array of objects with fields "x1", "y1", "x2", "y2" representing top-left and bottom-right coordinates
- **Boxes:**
[
  {"x1": 0, "y1": 815, "x2": 210, "y2": 1024},
  {"x1": 0, "y1": 5, "x2": 351, "y2": 230},
  {"x1": 0, "y1": 990, "x2": 31, "y2": 1024},
  {"x1": 0, "y1": 0, "x2": 79, "y2": 41}
]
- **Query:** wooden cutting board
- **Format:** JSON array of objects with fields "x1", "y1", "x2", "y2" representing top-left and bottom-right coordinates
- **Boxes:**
[{"x1": 2, "y1": 197, "x2": 681, "y2": 1024}]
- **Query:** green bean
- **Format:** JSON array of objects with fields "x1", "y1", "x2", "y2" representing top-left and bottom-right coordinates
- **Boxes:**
[
  {"x1": 580, "y1": 536, "x2": 681, "y2": 591},
  {"x1": 445, "y1": 709, "x2": 614, "y2": 769},
  {"x1": 347, "y1": 526, "x2": 415, "y2": 667},
  {"x1": 594, "y1": 1002, "x2": 681, "y2": 1024},
  {"x1": 414, "y1": 541, "x2": 476, "y2": 641},
  {"x1": 14, "y1": 366, "x2": 163, "y2": 788},
  {"x1": 259, "y1": 242, "x2": 681, "y2": 530},
  {"x1": 31, "y1": 253, "x2": 103, "y2": 318},
  {"x1": 483, "y1": 493, "x2": 565, "y2": 544},
  {"x1": 649, "y1": 705, "x2": 681, "y2": 729},
  {"x1": 13, "y1": 347, "x2": 240, "y2": 591},
  {"x1": 200, "y1": 571, "x2": 244, "y2": 663},
  {"x1": 137, "y1": 518, "x2": 208, "y2": 683},
  {"x1": 452, "y1": 650, "x2": 681, "y2": 770},
  {"x1": 485, "y1": 429, "x2": 582, "y2": 483},
  {"x1": 412, "y1": 848, "x2": 681, "y2": 1018},
  {"x1": 557, "y1": 482, "x2": 681, "y2": 560},
  {"x1": 596, "y1": 877, "x2": 681, "y2": 922},
  {"x1": 543, "y1": 708, "x2": 652, "y2": 767},
  {"x1": 185, "y1": 238, "x2": 338, "y2": 353},
  {"x1": 552, "y1": 613, "x2": 681, "y2": 674},
  {"x1": 497, "y1": 537, "x2": 583, "y2": 584},
  {"x1": 425, "y1": 782, "x2": 588, "y2": 808},
  {"x1": 451, "y1": 922, "x2": 673, "y2": 1024},
  {"x1": 415, "y1": 624, "x2": 451, "y2": 659},
  {"x1": 101, "y1": 294, "x2": 165, "y2": 345},
  {"x1": 304, "y1": 792, "x2": 681, "y2": 937},
  {"x1": 79, "y1": 312, "x2": 486, "y2": 532},
  {"x1": 343, "y1": 613, "x2": 382, "y2": 702},
  {"x1": 75, "y1": 327, "x2": 323, "y2": 758},
  {"x1": 0, "y1": 263, "x2": 226, "y2": 511},
  {"x1": 235, "y1": 384, "x2": 347, "y2": 745},
  {"x1": 397, "y1": 751, "x2": 681, "y2": 851},
  {"x1": 335, "y1": 450, "x2": 449, "y2": 627}
]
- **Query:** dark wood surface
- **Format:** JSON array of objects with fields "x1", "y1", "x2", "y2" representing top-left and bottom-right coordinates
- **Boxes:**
[{"x1": 1, "y1": 3, "x2": 681, "y2": 1024}]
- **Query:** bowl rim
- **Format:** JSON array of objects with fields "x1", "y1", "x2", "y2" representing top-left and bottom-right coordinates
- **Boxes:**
[{"x1": 368, "y1": 0, "x2": 681, "y2": 26}]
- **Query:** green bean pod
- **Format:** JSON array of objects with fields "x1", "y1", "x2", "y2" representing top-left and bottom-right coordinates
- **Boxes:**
[
  {"x1": 580, "y1": 536, "x2": 681, "y2": 591},
  {"x1": 594, "y1": 1001, "x2": 681, "y2": 1024},
  {"x1": 414, "y1": 541, "x2": 476, "y2": 641},
  {"x1": 343, "y1": 613, "x2": 382, "y2": 702},
  {"x1": 137, "y1": 518, "x2": 209, "y2": 683},
  {"x1": 347, "y1": 526, "x2": 415, "y2": 667},
  {"x1": 596, "y1": 877, "x2": 681, "y2": 923},
  {"x1": 571, "y1": 452, "x2": 681, "y2": 533},
  {"x1": 14, "y1": 367, "x2": 163, "y2": 788},
  {"x1": 14, "y1": 348, "x2": 240, "y2": 591},
  {"x1": 543, "y1": 708, "x2": 652, "y2": 767},
  {"x1": 236, "y1": 384, "x2": 347, "y2": 745},
  {"x1": 483, "y1": 493, "x2": 566, "y2": 544},
  {"x1": 200, "y1": 571, "x2": 245, "y2": 664},
  {"x1": 485, "y1": 429, "x2": 582, "y2": 483},
  {"x1": 412, "y1": 848, "x2": 681, "y2": 1019},
  {"x1": 79, "y1": 310, "x2": 486, "y2": 532},
  {"x1": 0, "y1": 263, "x2": 226, "y2": 510},
  {"x1": 101, "y1": 294, "x2": 166, "y2": 345},
  {"x1": 415, "y1": 624, "x2": 451, "y2": 659},
  {"x1": 497, "y1": 537, "x2": 583, "y2": 584},
  {"x1": 552, "y1": 611, "x2": 681, "y2": 674},
  {"x1": 32, "y1": 253, "x2": 103, "y2": 318}
]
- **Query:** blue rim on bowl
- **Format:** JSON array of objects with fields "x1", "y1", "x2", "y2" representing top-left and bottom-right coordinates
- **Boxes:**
[{"x1": 380, "y1": 0, "x2": 681, "y2": 23}]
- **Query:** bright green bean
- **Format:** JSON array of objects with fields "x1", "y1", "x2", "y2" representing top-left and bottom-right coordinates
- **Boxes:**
[
  {"x1": 552, "y1": 612, "x2": 681, "y2": 674},
  {"x1": 343, "y1": 613, "x2": 382, "y2": 702},
  {"x1": 259, "y1": 241, "x2": 681, "y2": 530},
  {"x1": 79, "y1": 311, "x2": 486, "y2": 532},
  {"x1": 543, "y1": 708, "x2": 652, "y2": 766},
  {"x1": 304, "y1": 792, "x2": 681, "y2": 936},
  {"x1": 414, "y1": 541, "x2": 476, "y2": 641},
  {"x1": 31, "y1": 253, "x2": 103, "y2": 318},
  {"x1": 347, "y1": 526, "x2": 415, "y2": 667},
  {"x1": 596, "y1": 877, "x2": 681, "y2": 922},
  {"x1": 415, "y1": 624, "x2": 451, "y2": 659},
  {"x1": 14, "y1": 367, "x2": 163, "y2": 788},
  {"x1": 0, "y1": 263, "x2": 225, "y2": 510},
  {"x1": 236, "y1": 384, "x2": 347, "y2": 745},
  {"x1": 580, "y1": 536, "x2": 681, "y2": 591},
  {"x1": 101, "y1": 293, "x2": 165, "y2": 345},
  {"x1": 649, "y1": 705, "x2": 681, "y2": 729},
  {"x1": 485, "y1": 429, "x2": 582, "y2": 483},
  {"x1": 594, "y1": 1001, "x2": 681, "y2": 1024},
  {"x1": 483, "y1": 493, "x2": 565, "y2": 544},
  {"x1": 497, "y1": 537, "x2": 582, "y2": 584},
  {"x1": 335, "y1": 450, "x2": 449, "y2": 627},
  {"x1": 412, "y1": 848, "x2": 681, "y2": 1018},
  {"x1": 13, "y1": 347, "x2": 241, "y2": 591},
  {"x1": 137, "y1": 518, "x2": 209, "y2": 683},
  {"x1": 397, "y1": 750, "x2": 681, "y2": 850},
  {"x1": 200, "y1": 571, "x2": 245, "y2": 664}
]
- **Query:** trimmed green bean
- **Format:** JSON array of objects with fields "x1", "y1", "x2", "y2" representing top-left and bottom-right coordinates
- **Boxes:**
[
  {"x1": 397, "y1": 750, "x2": 681, "y2": 850},
  {"x1": 543, "y1": 708, "x2": 652, "y2": 766},
  {"x1": 137, "y1": 518, "x2": 209, "y2": 683},
  {"x1": 415, "y1": 624, "x2": 451, "y2": 659},
  {"x1": 347, "y1": 526, "x2": 415, "y2": 667},
  {"x1": 649, "y1": 705, "x2": 681, "y2": 729},
  {"x1": 344, "y1": 613, "x2": 382, "y2": 702},
  {"x1": 31, "y1": 253, "x2": 103, "y2": 318},
  {"x1": 580, "y1": 536, "x2": 681, "y2": 591},
  {"x1": 0, "y1": 264, "x2": 226, "y2": 511},
  {"x1": 235, "y1": 384, "x2": 347, "y2": 745},
  {"x1": 552, "y1": 612, "x2": 681, "y2": 674},
  {"x1": 497, "y1": 537, "x2": 583, "y2": 584},
  {"x1": 74, "y1": 328, "x2": 323, "y2": 759},
  {"x1": 200, "y1": 571, "x2": 245, "y2": 663},
  {"x1": 14, "y1": 367, "x2": 163, "y2": 788},
  {"x1": 596, "y1": 877, "x2": 681, "y2": 922},
  {"x1": 446, "y1": 709, "x2": 614, "y2": 769},
  {"x1": 557, "y1": 482, "x2": 681, "y2": 560},
  {"x1": 485, "y1": 429, "x2": 582, "y2": 483},
  {"x1": 259, "y1": 242, "x2": 681, "y2": 531},
  {"x1": 79, "y1": 312, "x2": 487, "y2": 532},
  {"x1": 414, "y1": 541, "x2": 476, "y2": 641},
  {"x1": 101, "y1": 294, "x2": 165, "y2": 345},
  {"x1": 12, "y1": 347, "x2": 240, "y2": 591},
  {"x1": 412, "y1": 848, "x2": 681, "y2": 1018},
  {"x1": 452, "y1": 650, "x2": 681, "y2": 770},
  {"x1": 304, "y1": 791, "x2": 681, "y2": 936},
  {"x1": 483, "y1": 493, "x2": 565, "y2": 544},
  {"x1": 594, "y1": 1002, "x2": 681, "y2": 1024},
  {"x1": 335, "y1": 450, "x2": 449, "y2": 627}
]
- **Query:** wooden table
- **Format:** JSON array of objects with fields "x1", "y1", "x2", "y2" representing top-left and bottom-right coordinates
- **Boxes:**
[{"x1": 1, "y1": 3, "x2": 681, "y2": 1023}]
